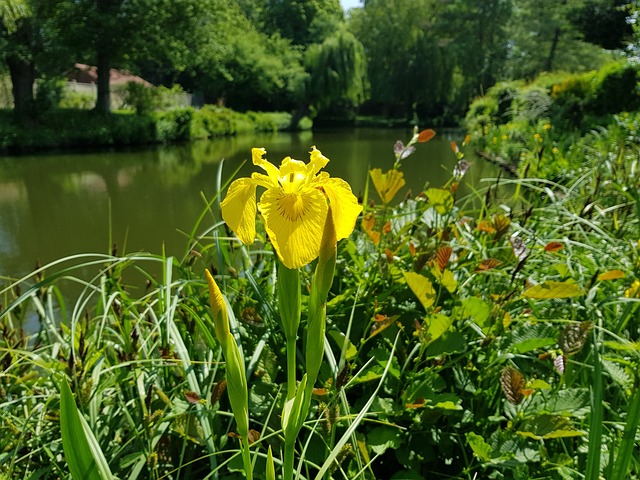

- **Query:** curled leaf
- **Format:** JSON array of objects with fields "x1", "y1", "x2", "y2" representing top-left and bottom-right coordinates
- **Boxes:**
[
  {"x1": 418, "y1": 129, "x2": 436, "y2": 143},
  {"x1": 370, "y1": 168, "x2": 406, "y2": 204},
  {"x1": 597, "y1": 270, "x2": 625, "y2": 281},
  {"x1": 185, "y1": 391, "x2": 202, "y2": 405},
  {"x1": 476, "y1": 258, "x2": 502, "y2": 271},
  {"x1": 544, "y1": 241, "x2": 564, "y2": 252}
]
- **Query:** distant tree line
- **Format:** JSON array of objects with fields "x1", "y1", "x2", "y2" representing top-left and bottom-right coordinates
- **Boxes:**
[{"x1": 0, "y1": 0, "x2": 634, "y2": 124}]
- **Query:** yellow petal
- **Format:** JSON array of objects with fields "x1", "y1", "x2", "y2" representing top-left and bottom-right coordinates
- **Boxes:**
[
  {"x1": 252, "y1": 147, "x2": 279, "y2": 184},
  {"x1": 221, "y1": 178, "x2": 258, "y2": 245},
  {"x1": 278, "y1": 156, "x2": 310, "y2": 193},
  {"x1": 320, "y1": 177, "x2": 363, "y2": 240},
  {"x1": 370, "y1": 168, "x2": 405, "y2": 204},
  {"x1": 258, "y1": 187, "x2": 328, "y2": 269},
  {"x1": 308, "y1": 146, "x2": 329, "y2": 176}
]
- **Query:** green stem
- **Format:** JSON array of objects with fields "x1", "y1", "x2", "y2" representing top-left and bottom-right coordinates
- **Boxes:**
[
  {"x1": 286, "y1": 336, "x2": 297, "y2": 400},
  {"x1": 283, "y1": 441, "x2": 295, "y2": 480},
  {"x1": 241, "y1": 436, "x2": 253, "y2": 480}
]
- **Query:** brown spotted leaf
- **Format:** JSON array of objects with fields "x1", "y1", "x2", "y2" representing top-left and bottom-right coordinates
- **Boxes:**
[
  {"x1": 559, "y1": 321, "x2": 593, "y2": 355},
  {"x1": 435, "y1": 246, "x2": 453, "y2": 271},
  {"x1": 500, "y1": 367, "x2": 525, "y2": 405},
  {"x1": 476, "y1": 258, "x2": 502, "y2": 271}
]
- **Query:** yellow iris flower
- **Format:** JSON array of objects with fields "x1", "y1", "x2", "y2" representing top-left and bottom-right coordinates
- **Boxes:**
[{"x1": 221, "y1": 147, "x2": 362, "y2": 269}]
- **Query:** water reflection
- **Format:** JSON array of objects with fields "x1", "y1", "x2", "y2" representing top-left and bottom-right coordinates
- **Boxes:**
[{"x1": 0, "y1": 128, "x2": 502, "y2": 279}]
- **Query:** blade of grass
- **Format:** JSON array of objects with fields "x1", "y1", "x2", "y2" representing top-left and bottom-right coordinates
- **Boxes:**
[
  {"x1": 59, "y1": 379, "x2": 113, "y2": 480},
  {"x1": 584, "y1": 331, "x2": 603, "y2": 480},
  {"x1": 611, "y1": 385, "x2": 640, "y2": 480},
  {"x1": 313, "y1": 332, "x2": 400, "y2": 480},
  {"x1": 162, "y1": 257, "x2": 218, "y2": 477}
]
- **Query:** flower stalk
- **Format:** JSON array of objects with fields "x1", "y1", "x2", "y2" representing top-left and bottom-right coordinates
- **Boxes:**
[{"x1": 205, "y1": 269, "x2": 253, "y2": 480}]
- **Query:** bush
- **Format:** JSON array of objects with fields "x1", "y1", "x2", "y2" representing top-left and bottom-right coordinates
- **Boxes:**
[
  {"x1": 0, "y1": 106, "x2": 294, "y2": 153},
  {"x1": 589, "y1": 61, "x2": 640, "y2": 115}
]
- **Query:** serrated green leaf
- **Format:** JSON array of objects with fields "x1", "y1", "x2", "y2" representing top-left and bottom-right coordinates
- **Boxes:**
[
  {"x1": 426, "y1": 188, "x2": 454, "y2": 214},
  {"x1": 403, "y1": 271, "x2": 436, "y2": 310},
  {"x1": 513, "y1": 337, "x2": 557, "y2": 353},
  {"x1": 462, "y1": 297, "x2": 491, "y2": 330},
  {"x1": 466, "y1": 432, "x2": 492, "y2": 462},
  {"x1": 422, "y1": 313, "x2": 453, "y2": 345},
  {"x1": 328, "y1": 330, "x2": 357, "y2": 361},
  {"x1": 367, "y1": 426, "x2": 401, "y2": 455},
  {"x1": 523, "y1": 281, "x2": 584, "y2": 299}
]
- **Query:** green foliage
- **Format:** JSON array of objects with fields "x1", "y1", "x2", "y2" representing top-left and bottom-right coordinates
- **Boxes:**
[
  {"x1": 0, "y1": 107, "x2": 296, "y2": 153},
  {"x1": 304, "y1": 27, "x2": 368, "y2": 110},
  {"x1": 465, "y1": 61, "x2": 640, "y2": 178},
  {"x1": 1, "y1": 123, "x2": 639, "y2": 479}
]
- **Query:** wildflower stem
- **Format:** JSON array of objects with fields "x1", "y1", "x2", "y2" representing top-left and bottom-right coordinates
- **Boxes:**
[
  {"x1": 286, "y1": 336, "x2": 297, "y2": 400},
  {"x1": 283, "y1": 441, "x2": 295, "y2": 480},
  {"x1": 241, "y1": 436, "x2": 253, "y2": 480}
]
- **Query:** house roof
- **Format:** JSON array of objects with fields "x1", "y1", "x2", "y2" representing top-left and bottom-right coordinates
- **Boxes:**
[{"x1": 67, "y1": 63, "x2": 153, "y2": 87}]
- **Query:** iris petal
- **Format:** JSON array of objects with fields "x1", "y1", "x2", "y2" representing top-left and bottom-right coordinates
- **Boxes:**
[
  {"x1": 320, "y1": 177, "x2": 363, "y2": 240},
  {"x1": 220, "y1": 178, "x2": 258, "y2": 245},
  {"x1": 258, "y1": 187, "x2": 328, "y2": 269},
  {"x1": 309, "y1": 146, "x2": 329, "y2": 176},
  {"x1": 252, "y1": 147, "x2": 279, "y2": 184}
]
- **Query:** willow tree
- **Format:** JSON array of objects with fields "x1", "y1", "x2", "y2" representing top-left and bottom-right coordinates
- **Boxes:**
[
  {"x1": 349, "y1": 0, "x2": 455, "y2": 120},
  {"x1": 304, "y1": 28, "x2": 367, "y2": 114}
]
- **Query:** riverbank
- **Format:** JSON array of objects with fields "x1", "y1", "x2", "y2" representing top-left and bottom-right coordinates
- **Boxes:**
[{"x1": 0, "y1": 106, "x2": 308, "y2": 155}]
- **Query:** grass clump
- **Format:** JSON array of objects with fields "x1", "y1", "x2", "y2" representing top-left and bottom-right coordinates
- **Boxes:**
[{"x1": 1, "y1": 124, "x2": 639, "y2": 479}]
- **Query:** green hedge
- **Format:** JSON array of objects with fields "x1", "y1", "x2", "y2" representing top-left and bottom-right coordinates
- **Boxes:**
[
  {"x1": 0, "y1": 107, "x2": 302, "y2": 154},
  {"x1": 465, "y1": 61, "x2": 640, "y2": 134}
]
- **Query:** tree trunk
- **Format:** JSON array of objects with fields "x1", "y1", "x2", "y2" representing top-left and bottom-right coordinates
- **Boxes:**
[
  {"x1": 95, "y1": 49, "x2": 111, "y2": 113},
  {"x1": 546, "y1": 26, "x2": 561, "y2": 72},
  {"x1": 7, "y1": 54, "x2": 35, "y2": 118}
]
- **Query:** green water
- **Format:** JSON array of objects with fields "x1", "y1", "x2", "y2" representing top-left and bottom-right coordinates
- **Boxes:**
[{"x1": 0, "y1": 128, "x2": 502, "y2": 278}]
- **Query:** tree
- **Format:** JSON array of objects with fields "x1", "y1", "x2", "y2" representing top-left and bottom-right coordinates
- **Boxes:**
[
  {"x1": 438, "y1": 0, "x2": 513, "y2": 106},
  {"x1": 258, "y1": 0, "x2": 343, "y2": 46},
  {"x1": 502, "y1": 0, "x2": 612, "y2": 79},
  {"x1": 571, "y1": 0, "x2": 633, "y2": 50},
  {"x1": 0, "y1": 0, "x2": 36, "y2": 117},
  {"x1": 180, "y1": 0, "x2": 307, "y2": 111},
  {"x1": 349, "y1": 0, "x2": 456, "y2": 120},
  {"x1": 43, "y1": 0, "x2": 216, "y2": 113},
  {"x1": 304, "y1": 27, "x2": 367, "y2": 112}
]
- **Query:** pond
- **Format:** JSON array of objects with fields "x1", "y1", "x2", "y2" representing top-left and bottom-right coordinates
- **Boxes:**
[{"x1": 0, "y1": 128, "x2": 504, "y2": 280}]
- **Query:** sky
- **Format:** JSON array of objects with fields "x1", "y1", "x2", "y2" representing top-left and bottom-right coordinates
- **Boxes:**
[{"x1": 340, "y1": 0, "x2": 362, "y2": 12}]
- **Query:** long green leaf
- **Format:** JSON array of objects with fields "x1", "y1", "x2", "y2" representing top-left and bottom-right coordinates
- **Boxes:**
[
  {"x1": 611, "y1": 386, "x2": 640, "y2": 480},
  {"x1": 584, "y1": 337, "x2": 603, "y2": 480},
  {"x1": 59, "y1": 380, "x2": 113, "y2": 480}
]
